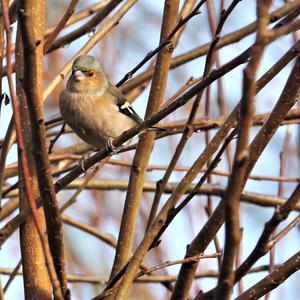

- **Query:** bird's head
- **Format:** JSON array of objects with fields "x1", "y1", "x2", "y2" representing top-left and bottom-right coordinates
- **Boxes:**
[{"x1": 67, "y1": 55, "x2": 108, "y2": 93}]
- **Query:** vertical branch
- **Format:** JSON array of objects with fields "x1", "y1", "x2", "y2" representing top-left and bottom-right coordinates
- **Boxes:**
[
  {"x1": 173, "y1": 0, "x2": 196, "y2": 46},
  {"x1": 206, "y1": 0, "x2": 233, "y2": 168},
  {"x1": 170, "y1": 2, "x2": 241, "y2": 298},
  {"x1": 233, "y1": 56, "x2": 300, "y2": 283},
  {"x1": 0, "y1": 0, "x2": 7, "y2": 209},
  {"x1": 216, "y1": 2, "x2": 272, "y2": 299},
  {"x1": 0, "y1": 1, "x2": 4, "y2": 121},
  {"x1": 1, "y1": 0, "x2": 63, "y2": 299},
  {"x1": 0, "y1": 2, "x2": 5, "y2": 289},
  {"x1": 265, "y1": 126, "x2": 291, "y2": 300},
  {"x1": 18, "y1": 0, "x2": 68, "y2": 297},
  {"x1": 146, "y1": 0, "x2": 207, "y2": 231},
  {"x1": 14, "y1": 93, "x2": 53, "y2": 298},
  {"x1": 204, "y1": 0, "x2": 238, "y2": 271},
  {"x1": 109, "y1": 0, "x2": 180, "y2": 287}
]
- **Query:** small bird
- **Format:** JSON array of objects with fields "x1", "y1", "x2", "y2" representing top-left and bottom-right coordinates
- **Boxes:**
[{"x1": 59, "y1": 55, "x2": 161, "y2": 152}]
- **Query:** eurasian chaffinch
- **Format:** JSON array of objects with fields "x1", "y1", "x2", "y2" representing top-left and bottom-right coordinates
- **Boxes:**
[{"x1": 59, "y1": 55, "x2": 159, "y2": 151}]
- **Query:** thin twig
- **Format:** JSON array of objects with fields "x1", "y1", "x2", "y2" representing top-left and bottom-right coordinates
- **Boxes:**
[
  {"x1": 116, "y1": 0, "x2": 205, "y2": 87},
  {"x1": 48, "y1": 122, "x2": 66, "y2": 154},
  {"x1": 43, "y1": 0, "x2": 79, "y2": 53},
  {"x1": 3, "y1": 259, "x2": 22, "y2": 293},
  {"x1": 137, "y1": 253, "x2": 221, "y2": 278}
]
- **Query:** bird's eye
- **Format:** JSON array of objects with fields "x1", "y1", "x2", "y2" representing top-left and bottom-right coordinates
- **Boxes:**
[{"x1": 87, "y1": 71, "x2": 94, "y2": 77}]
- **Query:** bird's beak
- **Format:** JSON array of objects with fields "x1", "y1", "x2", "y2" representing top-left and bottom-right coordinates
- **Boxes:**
[{"x1": 73, "y1": 70, "x2": 84, "y2": 82}]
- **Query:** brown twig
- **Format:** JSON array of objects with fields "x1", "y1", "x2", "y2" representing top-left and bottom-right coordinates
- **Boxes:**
[
  {"x1": 206, "y1": 0, "x2": 232, "y2": 169},
  {"x1": 48, "y1": 122, "x2": 66, "y2": 154},
  {"x1": 108, "y1": 158, "x2": 300, "y2": 182},
  {"x1": 62, "y1": 215, "x2": 117, "y2": 248},
  {"x1": 0, "y1": 118, "x2": 15, "y2": 207},
  {"x1": 59, "y1": 158, "x2": 109, "y2": 212},
  {"x1": 43, "y1": 0, "x2": 79, "y2": 53},
  {"x1": 3, "y1": 180, "x2": 299, "y2": 225},
  {"x1": 137, "y1": 253, "x2": 221, "y2": 278},
  {"x1": 235, "y1": 250, "x2": 300, "y2": 300},
  {"x1": 0, "y1": 264, "x2": 280, "y2": 284},
  {"x1": 45, "y1": 0, "x2": 124, "y2": 53},
  {"x1": 3, "y1": 259, "x2": 22, "y2": 293},
  {"x1": 267, "y1": 214, "x2": 300, "y2": 251},
  {"x1": 265, "y1": 124, "x2": 291, "y2": 300},
  {"x1": 236, "y1": 228, "x2": 244, "y2": 295},
  {"x1": 44, "y1": 1, "x2": 110, "y2": 38},
  {"x1": 162, "y1": 76, "x2": 201, "y2": 109},
  {"x1": 204, "y1": 0, "x2": 230, "y2": 272},
  {"x1": 116, "y1": 0, "x2": 205, "y2": 87}
]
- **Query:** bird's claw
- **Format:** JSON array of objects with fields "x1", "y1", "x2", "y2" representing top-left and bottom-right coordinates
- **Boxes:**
[
  {"x1": 106, "y1": 137, "x2": 119, "y2": 154},
  {"x1": 79, "y1": 153, "x2": 90, "y2": 173}
]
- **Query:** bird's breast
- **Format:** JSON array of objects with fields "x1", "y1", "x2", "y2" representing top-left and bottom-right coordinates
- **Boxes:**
[{"x1": 59, "y1": 90, "x2": 136, "y2": 148}]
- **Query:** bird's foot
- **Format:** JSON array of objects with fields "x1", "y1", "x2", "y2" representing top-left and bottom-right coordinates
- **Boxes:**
[
  {"x1": 79, "y1": 152, "x2": 92, "y2": 173},
  {"x1": 106, "y1": 137, "x2": 119, "y2": 155}
]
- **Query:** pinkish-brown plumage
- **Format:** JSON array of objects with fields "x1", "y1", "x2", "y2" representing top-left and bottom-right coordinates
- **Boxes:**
[{"x1": 59, "y1": 55, "x2": 141, "y2": 150}]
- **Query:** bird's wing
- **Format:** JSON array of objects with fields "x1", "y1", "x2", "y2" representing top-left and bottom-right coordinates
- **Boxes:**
[{"x1": 108, "y1": 83, "x2": 143, "y2": 124}]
